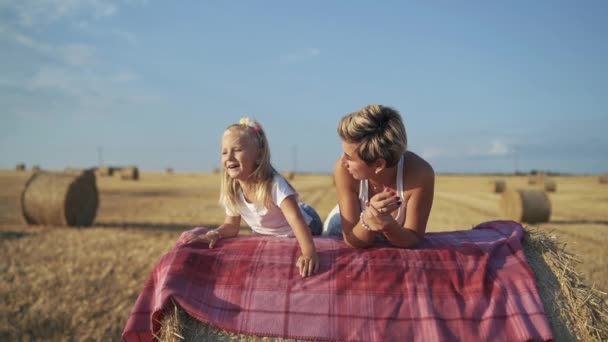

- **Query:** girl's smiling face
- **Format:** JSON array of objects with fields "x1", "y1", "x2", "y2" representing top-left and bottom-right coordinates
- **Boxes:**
[{"x1": 221, "y1": 128, "x2": 260, "y2": 181}]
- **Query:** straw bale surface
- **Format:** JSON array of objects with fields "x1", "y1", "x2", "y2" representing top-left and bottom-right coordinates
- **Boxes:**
[
  {"x1": 500, "y1": 189, "x2": 551, "y2": 224},
  {"x1": 21, "y1": 170, "x2": 99, "y2": 226}
]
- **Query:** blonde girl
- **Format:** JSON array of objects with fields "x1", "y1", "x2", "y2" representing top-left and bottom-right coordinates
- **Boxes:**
[{"x1": 184, "y1": 118, "x2": 322, "y2": 277}]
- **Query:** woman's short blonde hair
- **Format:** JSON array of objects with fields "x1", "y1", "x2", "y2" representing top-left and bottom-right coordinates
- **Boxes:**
[{"x1": 337, "y1": 104, "x2": 407, "y2": 167}]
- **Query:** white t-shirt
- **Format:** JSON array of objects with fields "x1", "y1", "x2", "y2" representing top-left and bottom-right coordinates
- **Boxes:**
[{"x1": 224, "y1": 174, "x2": 312, "y2": 237}]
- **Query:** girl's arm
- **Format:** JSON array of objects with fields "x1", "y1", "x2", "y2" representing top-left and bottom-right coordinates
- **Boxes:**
[
  {"x1": 280, "y1": 195, "x2": 319, "y2": 277},
  {"x1": 184, "y1": 215, "x2": 241, "y2": 248},
  {"x1": 333, "y1": 159, "x2": 376, "y2": 248}
]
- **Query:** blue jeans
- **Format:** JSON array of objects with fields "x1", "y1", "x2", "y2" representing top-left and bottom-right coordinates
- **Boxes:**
[
  {"x1": 300, "y1": 202, "x2": 323, "y2": 236},
  {"x1": 322, "y1": 204, "x2": 343, "y2": 236}
]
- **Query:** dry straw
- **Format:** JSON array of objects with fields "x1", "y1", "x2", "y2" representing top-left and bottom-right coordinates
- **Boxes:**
[
  {"x1": 158, "y1": 229, "x2": 608, "y2": 341},
  {"x1": 491, "y1": 179, "x2": 506, "y2": 193},
  {"x1": 120, "y1": 166, "x2": 140, "y2": 180},
  {"x1": 523, "y1": 227, "x2": 608, "y2": 341},
  {"x1": 21, "y1": 170, "x2": 99, "y2": 226},
  {"x1": 500, "y1": 189, "x2": 551, "y2": 224}
]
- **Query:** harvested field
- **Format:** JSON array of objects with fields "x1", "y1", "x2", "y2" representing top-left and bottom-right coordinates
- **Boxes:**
[{"x1": 0, "y1": 170, "x2": 606, "y2": 340}]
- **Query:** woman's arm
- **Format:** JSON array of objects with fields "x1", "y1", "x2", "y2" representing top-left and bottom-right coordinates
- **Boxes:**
[
  {"x1": 334, "y1": 159, "x2": 376, "y2": 248},
  {"x1": 382, "y1": 153, "x2": 435, "y2": 248},
  {"x1": 280, "y1": 195, "x2": 319, "y2": 277}
]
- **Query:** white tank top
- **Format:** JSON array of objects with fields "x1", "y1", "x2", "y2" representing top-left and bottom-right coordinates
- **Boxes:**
[{"x1": 358, "y1": 154, "x2": 405, "y2": 226}]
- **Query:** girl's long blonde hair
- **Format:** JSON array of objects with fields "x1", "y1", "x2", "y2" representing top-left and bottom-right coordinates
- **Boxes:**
[{"x1": 219, "y1": 121, "x2": 275, "y2": 212}]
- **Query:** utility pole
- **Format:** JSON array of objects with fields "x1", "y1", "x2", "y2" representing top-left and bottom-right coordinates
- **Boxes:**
[
  {"x1": 513, "y1": 145, "x2": 519, "y2": 175},
  {"x1": 97, "y1": 146, "x2": 103, "y2": 167},
  {"x1": 292, "y1": 144, "x2": 298, "y2": 173}
]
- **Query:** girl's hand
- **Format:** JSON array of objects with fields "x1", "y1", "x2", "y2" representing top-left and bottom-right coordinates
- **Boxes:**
[
  {"x1": 183, "y1": 230, "x2": 222, "y2": 248},
  {"x1": 296, "y1": 253, "x2": 319, "y2": 278}
]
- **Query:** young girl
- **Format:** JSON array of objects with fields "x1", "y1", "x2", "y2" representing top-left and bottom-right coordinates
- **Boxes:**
[{"x1": 183, "y1": 117, "x2": 322, "y2": 278}]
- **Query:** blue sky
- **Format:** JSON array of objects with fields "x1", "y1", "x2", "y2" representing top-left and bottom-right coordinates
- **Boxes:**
[{"x1": 1, "y1": 1, "x2": 607, "y2": 174}]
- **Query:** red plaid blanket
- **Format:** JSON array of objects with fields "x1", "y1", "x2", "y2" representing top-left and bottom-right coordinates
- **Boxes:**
[{"x1": 122, "y1": 220, "x2": 552, "y2": 341}]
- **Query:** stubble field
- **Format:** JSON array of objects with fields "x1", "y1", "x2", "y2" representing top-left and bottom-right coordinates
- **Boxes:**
[{"x1": 1, "y1": 170, "x2": 606, "y2": 340}]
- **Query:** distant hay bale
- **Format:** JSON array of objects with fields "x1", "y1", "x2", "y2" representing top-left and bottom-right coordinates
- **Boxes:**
[
  {"x1": 16, "y1": 163, "x2": 26, "y2": 171},
  {"x1": 120, "y1": 166, "x2": 139, "y2": 180},
  {"x1": 528, "y1": 173, "x2": 546, "y2": 185},
  {"x1": 500, "y1": 189, "x2": 551, "y2": 224},
  {"x1": 544, "y1": 179, "x2": 557, "y2": 192},
  {"x1": 600, "y1": 175, "x2": 608, "y2": 184},
  {"x1": 288, "y1": 172, "x2": 296, "y2": 181},
  {"x1": 32, "y1": 165, "x2": 41, "y2": 172},
  {"x1": 491, "y1": 179, "x2": 506, "y2": 193},
  {"x1": 20, "y1": 170, "x2": 99, "y2": 227},
  {"x1": 96, "y1": 166, "x2": 113, "y2": 177},
  {"x1": 158, "y1": 229, "x2": 608, "y2": 341},
  {"x1": 166, "y1": 167, "x2": 174, "y2": 174},
  {"x1": 212, "y1": 168, "x2": 220, "y2": 174}
]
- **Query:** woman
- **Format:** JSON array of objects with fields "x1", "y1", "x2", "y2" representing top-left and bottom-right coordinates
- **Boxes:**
[{"x1": 323, "y1": 104, "x2": 435, "y2": 249}]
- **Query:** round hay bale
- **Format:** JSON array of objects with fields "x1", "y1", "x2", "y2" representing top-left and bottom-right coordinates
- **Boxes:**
[
  {"x1": 120, "y1": 166, "x2": 139, "y2": 180},
  {"x1": 21, "y1": 170, "x2": 99, "y2": 227},
  {"x1": 96, "y1": 166, "x2": 113, "y2": 177},
  {"x1": 166, "y1": 167, "x2": 174, "y2": 174},
  {"x1": 158, "y1": 230, "x2": 608, "y2": 341},
  {"x1": 32, "y1": 165, "x2": 41, "y2": 172},
  {"x1": 16, "y1": 163, "x2": 26, "y2": 171},
  {"x1": 523, "y1": 228, "x2": 608, "y2": 341},
  {"x1": 491, "y1": 179, "x2": 506, "y2": 193},
  {"x1": 600, "y1": 175, "x2": 608, "y2": 184},
  {"x1": 544, "y1": 179, "x2": 557, "y2": 192},
  {"x1": 500, "y1": 189, "x2": 551, "y2": 224},
  {"x1": 528, "y1": 173, "x2": 546, "y2": 185},
  {"x1": 288, "y1": 172, "x2": 296, "y2": 181}
]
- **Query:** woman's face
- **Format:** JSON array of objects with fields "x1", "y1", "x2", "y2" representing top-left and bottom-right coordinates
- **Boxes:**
[
  {"x1": 221, "y1": 128, "x2": 260, "y2": 181},
  {"x1": 340, "y1": 140, "x2": 373, "y2": 180}
]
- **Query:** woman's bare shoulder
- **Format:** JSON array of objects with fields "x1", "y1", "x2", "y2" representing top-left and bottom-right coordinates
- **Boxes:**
[{"x1": 404, "y1": 151, "x2": 435, "y2": 186}]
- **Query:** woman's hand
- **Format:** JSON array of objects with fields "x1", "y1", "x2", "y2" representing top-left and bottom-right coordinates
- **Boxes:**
[
  {"x1": 296, "y1": 253, "x2": 319, "y2": 278},
  {"x1": 364, "y1": 189, "x2": 401, "y2": 231}
]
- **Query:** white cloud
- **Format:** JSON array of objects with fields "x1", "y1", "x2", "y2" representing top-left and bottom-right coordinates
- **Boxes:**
[
  {"x1": 76, "y1": 20, "x2": 136, "y2": 44},
  {"x1": 0, "y1": 26, "x2": 98, "y2": 66},
  {"x1": 0, "y1": 0, "x2": 119, "y2": 27},
  {"x1": 487, "y1": 140, "x2": 509, "y2": 156},
  {"x1": 281, "y1": 48, "x2": 321, "y2": 63}
]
